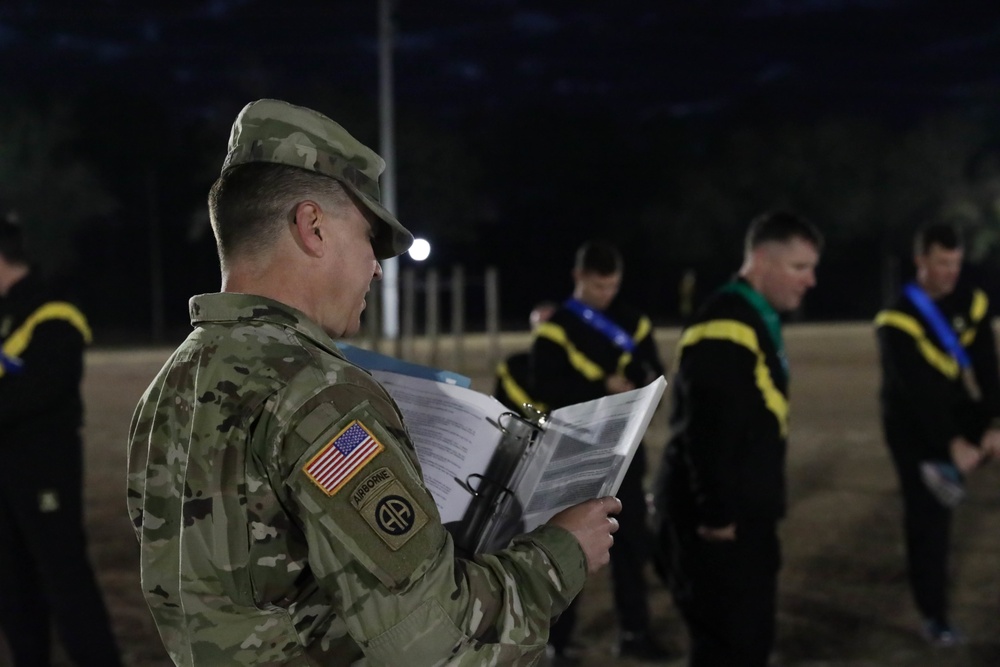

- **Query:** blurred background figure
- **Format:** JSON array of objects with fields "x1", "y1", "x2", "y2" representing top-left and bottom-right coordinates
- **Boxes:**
[
  {"x1": 655, "y1": 211, "x2": 822, "y2": 667},
  {"x1": 0, "y1": 213, "x2": 123, "y2": 666},
  {"x1": 875, "y1": 222, "x2": 1000, "y2": 647},
  {"x1": 530, "y1": 240, "x2": 673, "y2": 665},
  {"x1": 493, "y1": 300, "x2": 557, "y2": 416}
]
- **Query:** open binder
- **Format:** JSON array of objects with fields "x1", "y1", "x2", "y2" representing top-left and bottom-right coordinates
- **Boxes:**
[{"x1": 370, "y1": 368, "x2": 667, "y2": 555}]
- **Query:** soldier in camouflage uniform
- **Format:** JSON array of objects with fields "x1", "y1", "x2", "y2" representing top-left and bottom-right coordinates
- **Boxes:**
[{"x1": 127, "y1": 99, "x2": 622, "y2": 666}]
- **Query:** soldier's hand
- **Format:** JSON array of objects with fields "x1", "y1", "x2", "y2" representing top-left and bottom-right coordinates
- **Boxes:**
[
  {"x1": 979, "y1": 428, "x2": 1000, "y2": 462},
  {"x1": 548, "y1": 496, "x2": 621, "y2": 574},
  {"x1": 950, "y1": 436, "x2": 983, "y2": 474},
  {"x1": 697, "y1": 523, "x2": 737, "y2": 542},
  {"x1": 604, "y1": 374, "x2": 635, "y2": 394}
]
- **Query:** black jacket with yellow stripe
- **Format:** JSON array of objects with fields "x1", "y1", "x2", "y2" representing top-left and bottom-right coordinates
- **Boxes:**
[
  {"x1": 659, "y1": 285, "x2": 790, "y2": 527},
  {"x1": 529, "y1": 301, "x2": 663, "y2": 412},
  {"x1": 0, "y1": 272, "x2": 91, "y2": 450},
  {"x1": 875, "y1": 284, "x2": 1000, "y2": 460},
  {"x1": 493, "y1": 350, "x2": 547, "y2": 416}
]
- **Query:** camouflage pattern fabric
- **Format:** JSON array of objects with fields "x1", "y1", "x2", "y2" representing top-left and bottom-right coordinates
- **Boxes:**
[
  {"x1": 127, "y1": 293, "x2": 586, "y2": 666},
  {"x1": 222, "y1": 99, "x2": 413, "y2": 261}
]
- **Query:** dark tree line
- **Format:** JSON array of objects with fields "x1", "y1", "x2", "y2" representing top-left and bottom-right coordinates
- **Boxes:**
[{"x1": 2, "y1": 87, "x2": 999, "y2": 339}]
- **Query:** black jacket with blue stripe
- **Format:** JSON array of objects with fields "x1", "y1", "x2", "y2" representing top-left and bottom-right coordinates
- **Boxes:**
[{"x1": 875, "y1": 283, "x2": 1000, "y2": 461}]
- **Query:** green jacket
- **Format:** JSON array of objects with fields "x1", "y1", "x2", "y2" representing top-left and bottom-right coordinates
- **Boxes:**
[{"x1": 127, "y1": 293, "x2": 585, "y2": 666}]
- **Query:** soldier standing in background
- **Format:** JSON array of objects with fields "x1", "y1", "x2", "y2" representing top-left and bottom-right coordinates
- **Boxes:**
[
  {"x1": 530, "y1": 240, "x2": 672, "y2": 665},
  {"x1": 875, "y1": 222, "x2": 1000, "y2": 646},
  {"x1": 0, "y1": 214, "x2": 123, "y2": 666},
  {"x1": 655, "y1": 211, "x2": 822, "y2": 667}
]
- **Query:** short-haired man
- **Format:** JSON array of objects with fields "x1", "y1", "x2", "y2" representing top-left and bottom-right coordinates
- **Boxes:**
[
  {"x1": 127, "y1": 99, "x2": 622, "y2": 665},
  {"x1": 655, "y1": 211, "x2": 823, "y2": 667},
  {"x1": 875, "y1": 222, "x2": 1000, "y2": 646},
  {"x1": 530, "y1": 240, "x2": 670, "y2": 663}
]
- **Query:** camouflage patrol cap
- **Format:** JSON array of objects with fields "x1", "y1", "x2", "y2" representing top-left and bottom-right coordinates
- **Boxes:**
[{"x1": 222, "y1": 99, "x2": 413, "y2": 260}]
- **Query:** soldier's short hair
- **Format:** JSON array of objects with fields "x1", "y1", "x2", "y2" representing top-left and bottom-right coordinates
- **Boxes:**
[
  {"x1": 914, "y1": 222, "x2": 962, "y2": 256},
  {"x1": 745, "y1": 210, "x2": 824, "y2": 254},
  {"x1": 207, "y1": 162, "x2": 353, "y2": 266},
  {"x1": 574, "y1": 240, "x2": 622, "y2": 276}
]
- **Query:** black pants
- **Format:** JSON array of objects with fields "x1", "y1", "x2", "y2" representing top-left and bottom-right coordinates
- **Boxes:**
[
  {"x1": 886, "y1": 443, "x2": 952, "y2": 623},
  {"x1": 550, "y1": 444, "x2": 654, "y2": 650},
  {"x1": 662, "y1": 514, "x2": 780, "y2": 667},
  {"x1": 0, "y1": 436, "x2": 122, "y2": 667}
]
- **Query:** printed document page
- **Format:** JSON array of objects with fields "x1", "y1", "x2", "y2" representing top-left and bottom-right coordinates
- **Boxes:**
[
  {"x1": 514, "y1": 376, "x2": 667, "y2": 533},
  {"x1": 372, "y1": 370, "x2": 506, "y2": 523}
]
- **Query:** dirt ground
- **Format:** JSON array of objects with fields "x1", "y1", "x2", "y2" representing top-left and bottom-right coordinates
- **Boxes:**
[{"x1": 3, "y1": 322, "x2": 998, "y2": 666}]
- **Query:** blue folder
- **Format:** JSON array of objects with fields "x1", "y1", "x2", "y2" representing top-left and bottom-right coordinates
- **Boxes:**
[{"x1": 337, "y1": 343, "x2": 472, "y2": 388}]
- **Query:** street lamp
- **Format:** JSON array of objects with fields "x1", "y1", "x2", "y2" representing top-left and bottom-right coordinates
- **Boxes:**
[{"x1": 408, "y1": 237, "x2": 431, "y2": 262}]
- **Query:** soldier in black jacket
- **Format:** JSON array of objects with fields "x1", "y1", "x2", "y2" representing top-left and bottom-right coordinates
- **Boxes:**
[
  {"x1": 493, "y1": 301, "x2": 556, "y2": 416},
  {"x1": 875, "y1": 222, "x2": 1000, "y2": 647},
  {"x1": 655, "y1": 211, "x2": 822, "y2": 667},
  {"x1": 0, "y1": 217, "x2": 123, "y2": 666},
  {"x1": 530, "y1": 241, "x2": 671, "y2": 664}
]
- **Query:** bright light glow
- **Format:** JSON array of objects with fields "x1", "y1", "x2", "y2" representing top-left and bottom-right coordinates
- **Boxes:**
[{"x1": 408, "y1": 238, "x2": 431, "y2": 261}]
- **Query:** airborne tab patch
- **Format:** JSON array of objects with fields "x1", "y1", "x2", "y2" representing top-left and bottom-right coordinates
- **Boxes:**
[{"x1": 303, "y1": 420, "x2": 384, "y2": 496}]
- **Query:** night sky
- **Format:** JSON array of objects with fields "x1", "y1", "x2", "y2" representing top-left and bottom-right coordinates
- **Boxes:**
[
  {"x1": 2, "y1": 0, "x2": 1000, "y2": 335},
  {"x1": 4, "y1": 1, "x2": 998, "y2": 122}
]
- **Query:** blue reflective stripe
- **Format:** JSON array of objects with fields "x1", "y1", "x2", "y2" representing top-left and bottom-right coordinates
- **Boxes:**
[
  {"x1": 563, "y1": 298, "x2": 636, "y2": 352},
  {"x1": 903, "y1": 282, "x2": 971, "y2": 369}
]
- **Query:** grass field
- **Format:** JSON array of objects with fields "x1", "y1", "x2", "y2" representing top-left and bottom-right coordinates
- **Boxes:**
[{"x1": 4, "y1": 322, "x2": 998, "y2": 666}]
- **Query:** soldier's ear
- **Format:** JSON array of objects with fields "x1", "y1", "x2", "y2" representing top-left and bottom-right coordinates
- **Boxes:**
[{"x1": 292, "y1": 200, "x2": 325, "y2": 257}]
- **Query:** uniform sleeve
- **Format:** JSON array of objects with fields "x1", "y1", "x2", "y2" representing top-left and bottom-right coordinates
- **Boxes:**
[
  {"x1": 278, "y1": 384, "x2": 586, "y2": 666},
  {"x1": 676, "y1": 338, "x2": 757, "y2": 527},
  {"x1": 876, "y1": 321, "x2": 963, "y2": 458},
  {"x1": 0, "y1": 319, "x2": 84, "y2": 427}
]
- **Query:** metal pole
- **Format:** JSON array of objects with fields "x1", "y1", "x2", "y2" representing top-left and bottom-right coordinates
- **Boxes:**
[
  {"x1": 378, "y1": 0, "x2": 400, "y2": 341},
  {"x1": 402, "y1": 267, "x2": 416, "y2": 360},
  {"x1": 426, "y1": 268, "x2": 439, "y2": 365},
  {"x1": 451, "y1": 265, "x2": 465, "y2": 371},
  {"x1": 485, "y1": 266, "x2": 500, "y2": 370}
]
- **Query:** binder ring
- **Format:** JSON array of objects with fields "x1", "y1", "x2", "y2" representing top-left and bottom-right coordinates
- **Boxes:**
[{"x1": 455, "y1": 473, "x2": 513, "y2": 501}]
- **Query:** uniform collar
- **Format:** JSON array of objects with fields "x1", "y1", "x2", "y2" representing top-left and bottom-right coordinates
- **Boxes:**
[{"x1": 188, "y1": 292, "x2": 347, "y2": 360}]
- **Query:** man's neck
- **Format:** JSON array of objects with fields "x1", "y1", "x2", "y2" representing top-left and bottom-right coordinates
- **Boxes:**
[
  {"x1": 737, "y1": 267, "x2": 763, "y2": 294},
  {"x1": 916, "y1": 278, "x2": 950, "y2": 301}
]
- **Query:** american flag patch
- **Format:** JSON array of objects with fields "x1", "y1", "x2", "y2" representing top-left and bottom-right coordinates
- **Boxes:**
[{"x1": 303, "y1": 420, "x2": 384, "y2": 496}]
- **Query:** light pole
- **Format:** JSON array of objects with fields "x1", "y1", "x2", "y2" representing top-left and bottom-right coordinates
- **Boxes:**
[{"x1": 378, "y1": 0, "x2": 399, "y2": 341}]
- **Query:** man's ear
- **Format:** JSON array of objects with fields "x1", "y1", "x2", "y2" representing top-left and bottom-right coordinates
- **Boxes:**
[{"x1": 292, "y1": 200, "x2": 325, "y2": 257}]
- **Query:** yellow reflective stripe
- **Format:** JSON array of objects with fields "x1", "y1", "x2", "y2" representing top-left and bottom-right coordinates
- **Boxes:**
[
  {"x1": 1, "y1": 301, "x2": 91, "y2": 362},
  {"x1": 960, "y1": 289, "x2": 990, "y2": 346},
  {"x1": 615, "y1": 316, "x2": 651, "y2": 374},
  {"x1": 960, "y1": 327, "x2": 977, "y2": 347},
  {"x1": 874, "y1": 310, "x2": 959, "y2": 379},
  {"x1": 495, "y1": 361, "x2": 548, "y2": 414},
  {"x1": 535, "y1": 321, "x2": 606, "y2": 381},
  {"x1": 633, "y1": 316, "x2": 652, "y2": 343},
  {"x1": 971, "y1": 289, "x2": 988, "y2": 323},
  {"x1": 678, "y1": 319, "x2": 789, "y2": 437}
]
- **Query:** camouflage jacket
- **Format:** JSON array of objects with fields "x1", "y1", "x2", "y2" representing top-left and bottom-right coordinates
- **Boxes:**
[{"x1": 126, "y1": 293, "x2": 585, "y2": 666}]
